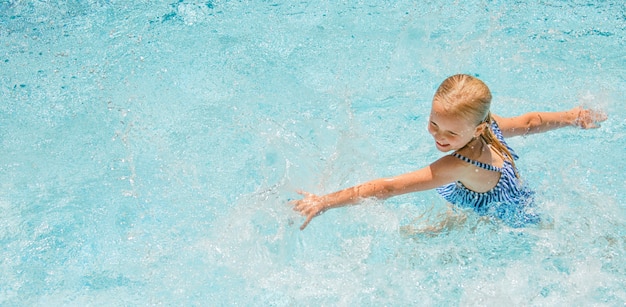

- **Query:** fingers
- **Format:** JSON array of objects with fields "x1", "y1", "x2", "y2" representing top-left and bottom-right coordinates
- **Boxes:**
[
  {"x1": 290, "y1": 190, "x2": 310, "y2": 205},
  {"x1": 290, "y1": 190, "x2": 317, "y2": 209},
  {"x1": 296, "y1": 190, "x2": 314, "y2": 197},
  {"x1": 583, "y1": 122, "x2": 598, "y2": 129},
  {"x1": 288, "y1": 190, "x2": 307, "y2": 206},
  {"x1": 290, "y1": 190, "x2": 326, "y2": 230},
  {"x1": 592, "y1": 110, "x2": 608, "y2": 123},
  {"x1": 576, "y1": 108, "x2": 607, "y2": 129},
  {"x1": 289, "y1": 190, "x2": 317, "y2": 230},
  {"x1": 300, "y1": 216, "x2": 312, "y2": 230}
]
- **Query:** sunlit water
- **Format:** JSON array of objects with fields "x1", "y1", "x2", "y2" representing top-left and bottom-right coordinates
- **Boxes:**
[{"x1": 1, "y1": 0, "x2": 625, "y2": 305}]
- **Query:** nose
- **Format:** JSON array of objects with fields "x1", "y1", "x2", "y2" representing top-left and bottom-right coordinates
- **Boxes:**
[
  {"x1": 430, "y1": 129, "x2": 444, "y2": 142},
  {"x1": 428, "y1": 125, "x2": 440, "y2": 140}
]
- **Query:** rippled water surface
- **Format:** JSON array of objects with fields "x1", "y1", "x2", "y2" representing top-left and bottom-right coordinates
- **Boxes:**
[{"x1": 1, "y1": 0, "x2": 625, "y2": 305}]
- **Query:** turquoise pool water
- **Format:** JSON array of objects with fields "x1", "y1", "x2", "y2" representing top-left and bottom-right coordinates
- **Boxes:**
[{"x1": 1, "y1": 0, "x2": 625, "y2": 305}]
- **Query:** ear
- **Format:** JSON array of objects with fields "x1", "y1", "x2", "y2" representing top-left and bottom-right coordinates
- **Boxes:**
[{"x1": 473, "y1": 122, "x2": 488, "y2": 138}]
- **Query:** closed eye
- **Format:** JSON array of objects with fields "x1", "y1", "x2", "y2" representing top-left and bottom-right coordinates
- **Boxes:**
[{"x1": 431, "y1": 121, "x2": 458, "y2": 136}]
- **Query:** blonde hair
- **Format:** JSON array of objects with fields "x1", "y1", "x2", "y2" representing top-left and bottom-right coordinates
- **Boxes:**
[{"x1": 433, "y1": 74, "x2": 518, "y2": 175}]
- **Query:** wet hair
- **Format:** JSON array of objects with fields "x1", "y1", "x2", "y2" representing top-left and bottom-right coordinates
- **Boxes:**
[{"x1": 433, "y1": 74, "x2": 518, "y2": 176}]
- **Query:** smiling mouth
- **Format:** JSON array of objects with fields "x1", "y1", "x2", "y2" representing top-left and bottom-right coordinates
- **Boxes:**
[{"x1": 436, "y1": 141, "x2": 449, "y2": 147}]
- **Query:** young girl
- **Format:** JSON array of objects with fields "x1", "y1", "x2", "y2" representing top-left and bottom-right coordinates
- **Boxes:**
[{"x1": 291, "y1": 74, "x2": 607, "y2": 230}]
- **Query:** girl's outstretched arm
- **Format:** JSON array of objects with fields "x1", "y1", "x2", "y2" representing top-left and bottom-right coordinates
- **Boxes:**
[
  {"x1": 493, "y1": 106, "x2": 607, "y2": 138},
  {"x1": 290, "y1": 156, "x2": 465, "y2": 230}
]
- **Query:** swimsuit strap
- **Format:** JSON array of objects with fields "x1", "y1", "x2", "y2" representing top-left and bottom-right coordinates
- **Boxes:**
[
  {"x1": 451, "y1": 152, "x2": 501, "y2": 172},
  {"x1": 491, "y1": 121, "x2": 518, "y2": 160}
]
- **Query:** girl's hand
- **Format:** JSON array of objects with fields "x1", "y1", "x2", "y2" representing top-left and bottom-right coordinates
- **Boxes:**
[
  {"x1": 572, "y1": 106, "x2": 607, "y2": 129},
  {"x1": 290, "y1": 190, "x2": 327, "y2": 230}
]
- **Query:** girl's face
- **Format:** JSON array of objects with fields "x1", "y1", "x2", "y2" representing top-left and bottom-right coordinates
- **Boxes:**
[{"x1": 427, "y1": 105, "x2": 483, "y2": 152}]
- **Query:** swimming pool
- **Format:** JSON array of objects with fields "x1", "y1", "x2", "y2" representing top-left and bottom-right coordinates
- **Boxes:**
[{"x1": 1, "y1": 0, "x2": 624, "y2": 305}]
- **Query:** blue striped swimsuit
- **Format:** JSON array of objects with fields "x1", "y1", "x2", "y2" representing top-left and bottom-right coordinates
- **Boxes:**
[{"x1": 436, "y1": 122, "x2": 540, "y2": 228}]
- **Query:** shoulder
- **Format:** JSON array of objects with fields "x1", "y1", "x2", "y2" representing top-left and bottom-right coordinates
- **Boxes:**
[
  {"x1": 491, "y1": 113, "x2": 527, "y2": 138},
  {"x1": 430, "y1": 154, "x2": 475, "y2": 181},
  {"x1": 491, "y1": 114, "x2": 507, "y2": 128}
]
